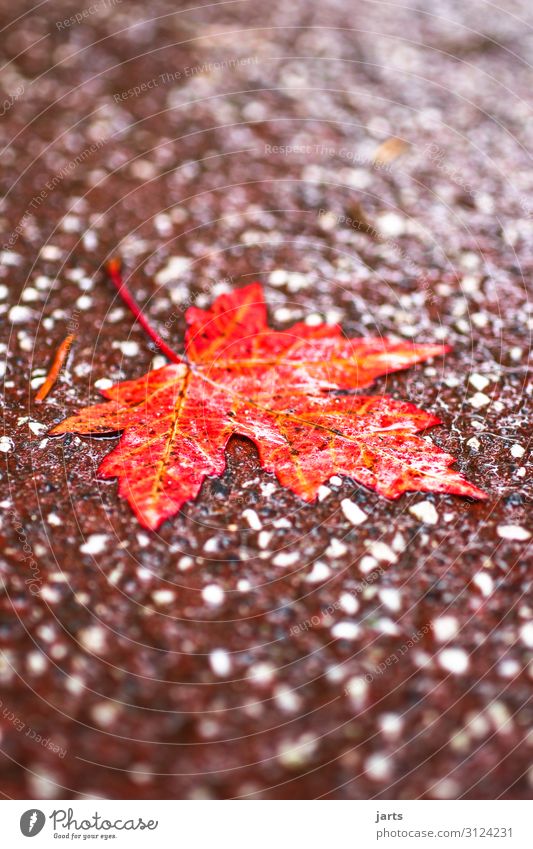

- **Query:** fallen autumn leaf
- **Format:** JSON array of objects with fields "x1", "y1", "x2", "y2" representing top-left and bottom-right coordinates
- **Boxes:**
[{"x1": 51, "y1": 281, "x2": 486, "y2": 529}]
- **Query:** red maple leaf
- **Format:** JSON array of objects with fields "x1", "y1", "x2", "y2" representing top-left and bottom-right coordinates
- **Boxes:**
[{"x1": 51, "y1": 282, "x2": 485, "y2": 529}]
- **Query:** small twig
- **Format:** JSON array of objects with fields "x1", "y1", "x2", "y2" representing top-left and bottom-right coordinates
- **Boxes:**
[
  {"x1": 105, "y1": 258, "x2": 183, "y2": 364},
  {"x1": 35, "y1": 333, "x2": 76, "y2": 403}
]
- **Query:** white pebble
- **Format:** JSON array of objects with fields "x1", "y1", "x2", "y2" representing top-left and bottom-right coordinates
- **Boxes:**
[
  {"x1": 520, "y1": 622, "x2": 533, "y2": 649},
  {"x1": 305, "y1": 561, "x2": 331, "y2": 583},
  {"x1": 286, "y1": 271, "x2": 309, "y2": 292},
  {"x1": 277, "y1": 734, "x2": 317, "y2": 768},
  {"x1": 331, "y1": 622, "x2": 360, "y2": 640},
  {"x1": 27, "y1": 651, "x2": 47, "y2": 674},
  {"x1": 272, "y1": 519, "x2": 292, "y2": 528},
  {"x1": 497, "y1": 525, "x2": 530, "y2": 541},
  {"x1": 439, "y1": 647, "x2": 469, "y2": 674},
  {"x1": 0, "y1": 250, "x2": 21, "y2": 266},
  {"x1": 76, "y1": 294, "x2": 92, "y2": 310},
  {"x1": 317, "y1": 485, "x2": 331, "y2": 501},
  {"x1": 345, "y1": 676, "x2": 368, "y2": 708},
  {"x1": 468, "y1": 373, "x2": 489, "y2": 391},
  {"x1": 242, "y1": 508, "x2": 262, "y2": 530},
  {"x1": 118, "y1": 340, "x2": 139, "y2": 357},
  {"x1": 248, "y1": 662, "x2": 275, "y2": 686},
  {"x1": 155, "y1": 256, "x2": 190, "y2": 285},
  {"x1": 365, "y1": 752, "x2": 392, "y2": 781},
  {"x1": 202, "y1": 584, "x2": 224, "y2": 606},
  {"x1": 472, "y1": 572, "x2": 493, "y2": 597},
  {"x1": 367, "y1": 541, "x2": 397, "y2": 563},
  {"x1": 378, "y1": 212, "x2": 405, "y2": 237},
  {"x1": 108, "y1": 307, "x2": 124, "y2": 323},
  {"x1": 0, "y1": 436, "x2": 14, "y2": 453},
  {"x1": 80, "y1": 534, "x2": 108, "y2": 555},
  {"x1": 258, "y1": 530, "x2": 272, "y2": 549},
  {"x1": 95, "y1": 377, "x2": 114, "y2": 390},
  {"x1": 79, "y1": 626, "x2": 106, "y2": 653},
  {"x1": 359, "y1": 555, "x2": 378, "y2": 574},
  {"x1": 274, "y1": 684, "x2": 301, "y2": 713},
  {"x1": 325, "y1": 538, "x2": 348, "y2": 558},
  {"x1": 499, "y1": 659, "x2": 520, "y2": 678},
  {"x1": 91, "y1": 702, "x2": 120, "y2": 727},
  {"x1": 40, "y1": 245, "x2": 63, "y2": 260},
  {"x1": 409, "y1": 500, "x2": 439, "y2": 524},
  {"x1": 272, "y1": 551, "x2": 300, "y2": 567},
  {"x1": 269, "y1": 269, "x2": 288, "y2": 286},
  {"x1": 339, "y1": 591, "x2": 359, "y2": 615},
  {"x1": 28, "y1": 421, "x2": 47, "y2": 436},
  {"x1": 374, "y1": 618, "x2": 400, "y2": 636},
  {"x1": 341, "y1": 498, "x2": 367, "y2": 525},
  {"x1": 66, "y1": 675, "x2": 85, "y2": 695},
  {"x1": 433, "y1": 778, "x2": 460, "y2": 799},
  {"x1": 35, "y1": 275, "x2": 52, "y2": 290},
  {"x1": 487, "y1": 701, "x2": 512, "y2": 734},
  {"x1": 510, "y1": 444, "x2": 525, "y2": 459},
  {"x1": 21, "y1": 287, "x2": 39, "y2": 302},
  {"x1": 28, "y1": 769, "x2": 61, "y2": 799},
  {"x1": 433, "y1": 616, "x2": 459, "y2": 642},
  {"x1": 209, "y1": 648, "x2": 231, "y2": 677},
  {"x1": 378, "y1": 713, "x2": 403, "y2": 739},
  {"x1": 379, "y1": 588, "x2": 402, "y2": 613},
  {"x1": 468, "y1": 392, "x2": 491, "y2": 408},
  {"x1": 61, "y1": 215, "x2": 81, "y2": 232},
  {"x1": 41, "y1": 585, "x2": 61, "y2": 603},
  {"x1": 9, "y1": 305, "x2": 33, "y2": 323},
  {"x1": 151, "y1": 589, "x2": 175, "y2": 605}
]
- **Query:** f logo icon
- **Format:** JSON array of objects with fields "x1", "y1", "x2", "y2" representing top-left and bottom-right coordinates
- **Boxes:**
[{"x1": 20, "y1": 809, "x2": 46, "y2": 836}]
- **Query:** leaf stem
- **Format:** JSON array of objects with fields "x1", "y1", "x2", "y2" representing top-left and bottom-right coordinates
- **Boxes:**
[{"x1": 105, "y1": 258, "x2": 183, "y2": 364}]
